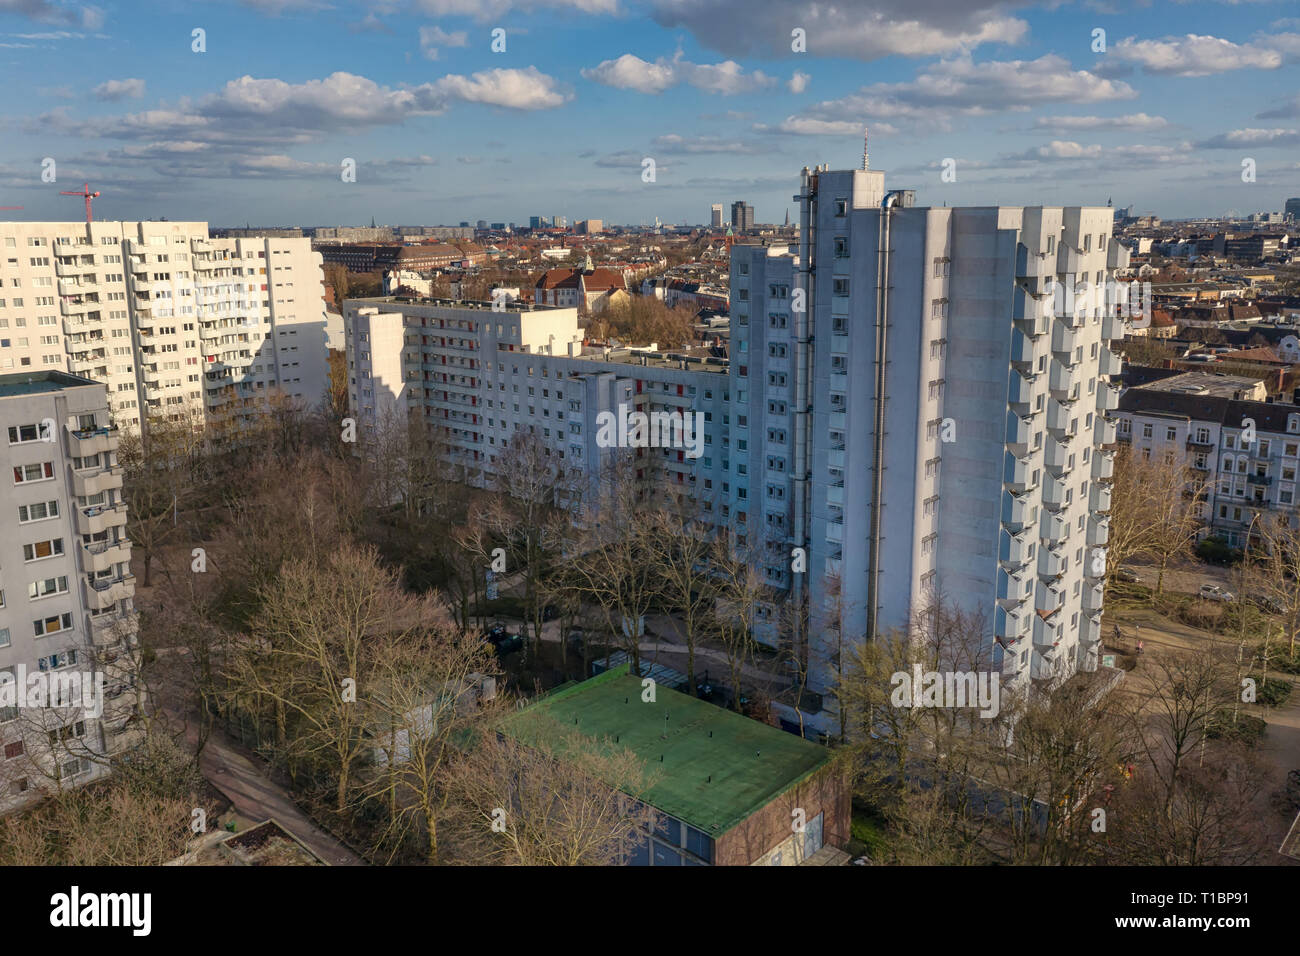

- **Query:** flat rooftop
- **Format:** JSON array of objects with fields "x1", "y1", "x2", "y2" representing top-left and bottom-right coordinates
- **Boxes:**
[
  {"x1": 499, "y1": 665, "x2": 831, "y2": 836},
  {"x1": 1137, "y1": 370, "x2": 1264, "y2": 398},
  {"x1": 0, "y1": 370, "x2": 99, "y2": 398},
  {"x1": 346, "y1": 294, "x2": 564, "y2": 315}
]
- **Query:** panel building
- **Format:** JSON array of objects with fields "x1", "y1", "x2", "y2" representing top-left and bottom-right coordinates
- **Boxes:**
[
  {"x1": 0, "y1": 220, "x2": 331, "y2": 431},
  {"x1": 344, "y1": 163, "x2": 1130, "y2": 736},
  {"x1": 0, "y1": 371, "x2": 141, "y2": 811}
]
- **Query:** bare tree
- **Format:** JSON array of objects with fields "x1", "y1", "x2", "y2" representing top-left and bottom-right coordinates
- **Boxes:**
[{"x1": 447, "y1": 716, "x2": 658, "y2": 866}]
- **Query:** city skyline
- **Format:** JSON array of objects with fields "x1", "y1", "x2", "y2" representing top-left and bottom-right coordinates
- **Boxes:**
[{"x1": 0, "y1": 0, "x2": 1296, "y2": 226}]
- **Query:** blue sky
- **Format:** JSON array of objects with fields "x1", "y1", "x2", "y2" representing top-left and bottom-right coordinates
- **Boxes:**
[{"x1": 0, "y1": 0, "x2": 1297, "y2": 226}]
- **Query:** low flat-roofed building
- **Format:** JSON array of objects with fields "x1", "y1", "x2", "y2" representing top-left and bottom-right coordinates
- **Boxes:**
[{"x1": 499, "y1": 665, "x2": 849, "y2": 866}]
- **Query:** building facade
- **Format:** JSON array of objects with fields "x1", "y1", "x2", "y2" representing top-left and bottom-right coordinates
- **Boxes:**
[
  {"x1": 1116, "y1": 388, "x2": 1300, "y2": 548},
  {"x1": 0, "y1": 220, "x2": 330, "y2": 431},
  {"x1": 0, "y1": 371, "x2": 141, "y2": 811},
  {"x1": 344, "y1": 165, "x2": 1130, "y2": 735}
]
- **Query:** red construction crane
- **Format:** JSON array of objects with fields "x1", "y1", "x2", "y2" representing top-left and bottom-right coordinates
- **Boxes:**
[
  {"x1": 60, "y1": 182, "x2": 100, "y2": 223},
  {"x1": 0, "y1": 206, "x2": 22, "y2": 211}
]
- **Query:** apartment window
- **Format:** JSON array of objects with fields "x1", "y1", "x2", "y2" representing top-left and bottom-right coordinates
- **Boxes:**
[
  {"x1": 22, "y1": 538, "x2": 63, "y2": 561},
  {"x1": 33, "y1": 613, "x2": 73, "y2": 637},
  {"x1": 834, "y1": 237, "x2": 849, "y2": 258},
  {"x1": 13, "y1": 462, "x2": 54, "y2": 484},
  {"x1": 29, "y1": 576, "x2": 69, "y2": 600},
  {"x1": 7, "y1": 423, "x2": 49, "y2": 444},
  {"x1": 834, "y1": 199, "x2": 847, "y2": 217},
  {"x1": 832, "y1": 278, "x2": 850, "y2": 297},
  {"x1": 17, "y1": 500, "x2": 59, "y2": 523},
  {"x1": 933, "y1": 258, "x2": 950, "y2": 278}
]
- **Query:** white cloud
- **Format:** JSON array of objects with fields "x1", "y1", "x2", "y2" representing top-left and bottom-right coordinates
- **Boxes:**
[
  {"x1": 1197, "y1": 127, "x2": 1300, "y2": 148},
  {"x1": 413, "y1": 0, "x2": 619, "y2": 20},
  {"x1": 779, "y1": 55, "x2": 1135, "y2": 135},
  {"x1": 1032, "y1": 113, "x2": 1168, "y2": 131},
  {"x1": 1006, "y1": 140, "x2": 1105, "y2": 162},
  {"x1": 93, "y1": 78, "x2": 145, "y2": 101},
  {"x1": 788, "y1": 70, "x2": 809, "y2": 94},
  {"x1": 582, "y1": 52, "x2": 774, "y2": 95},
  {"x1": 0, "y1": 0, "x2": 102, "y2": 29},
  {"x1": 652, "y1": 133, "x2": 759, "y2": 153},
  {"x1": 581, "y1": 54, "x2": 675, "y2": 93},
  {"x1": 432, "y1": 67, "x2": 570, "y2": 109},
  {"x1": 419, "y1": 25, "x2": 468, "y2": 60},
  {"x1": 1104, "y1": 34, "x2": 1282, "y2": 76},
  {"x1": 648, "y1": 0, "x2": 1027, "y2": 61}
]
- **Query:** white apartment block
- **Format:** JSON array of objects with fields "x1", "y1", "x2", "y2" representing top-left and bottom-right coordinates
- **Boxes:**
[
  {"x1": 343, "y1": 297, "x2": 732, "y2": 520},
  {"x1": 0, "y1": 371, "x2": 141, "y2": 811},
  {"x1": 1117, "y1": 389, "x2": 1300, "y2": 547},
  {"x1": 0, "y1": 220, "x2": 330, "y2": 431},
  {"x1": 735, "y1": 166, "x2": 1129, "y2": 730},
  {"x1": 343, "y1": 165, "x2": 1131, "y2": 737}
]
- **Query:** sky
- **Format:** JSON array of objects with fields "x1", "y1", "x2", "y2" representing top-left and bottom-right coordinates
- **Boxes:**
[{"x1": 0, "y1": 0, "x2": 1297, "y2": 227}]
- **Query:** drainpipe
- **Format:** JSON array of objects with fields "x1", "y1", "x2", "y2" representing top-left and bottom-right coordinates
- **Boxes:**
[
  {"x1": 867, "y1": 191, "x2": 903, "y2": 640},
  {"x1": 793, "y1": 167, "x2": 816, "y2": 656}
]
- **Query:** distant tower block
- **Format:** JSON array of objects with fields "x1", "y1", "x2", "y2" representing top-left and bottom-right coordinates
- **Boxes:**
[{"x1": 862, "y1": 127, "x2": 869, "y2": 171}]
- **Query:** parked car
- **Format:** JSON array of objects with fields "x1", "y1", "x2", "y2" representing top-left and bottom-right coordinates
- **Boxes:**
[
  {"x1": 492, "y1": 632, "x2": 524, "y2": 656},
  {"x1": 1115, "y1": 568, "x2": 1142, "y2": 583},
  {"x1": 542, "y1": 603, "x2": 559, "y2": 622},
  {"x1": 483, "y1": 621, "x2": 507, "y2": 642},
  {"x1": 1199, "y1": 584, "x2": 1235, "y2": 602}
]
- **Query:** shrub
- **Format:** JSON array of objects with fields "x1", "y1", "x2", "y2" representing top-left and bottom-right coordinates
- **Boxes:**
[{"x1": 1196, "y1": 535, "x2": 1240, "y2": 566}]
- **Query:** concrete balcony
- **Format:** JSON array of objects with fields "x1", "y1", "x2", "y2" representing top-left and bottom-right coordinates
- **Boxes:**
[
  {"x1": 1102, "y1": 314, "x2": 1126, "y2": 341},
  {"x1": 999, "y1": 527, "x2": 1033, "y2": 568},
  {"x1": 84, "y1": 573, "x2": 135, "y2": 610},
  {"x1": 1056, "y1": 243, "x2": 1083, "y2": 275},
  {"x1": 58, "y1": 277, "x2": 87, "y2": 296},
  {"x1": 74, "y1": 502, "x2": 127, "y2": 536},
  {"x1": 1043, "y1": 473, "x2": 1068, "y2": 510},
  {"x1": 997, "y1": 565, "x2": 1034, "y2": 605},
  {"x1": 1088, "y1": 514, "x2": 1110, "y2": 546},
  {"x1": 995, "y1": 603, "x2": 1031, "y2": 642},
  {"x1": 1009, "y1": 325, "x2": 1036, "y2": 364},
  {"x1": 1097, "y1": 383, "x2": 1120, "y2": 412},
  {"x1": 1040, "y1": 510, "x2": 1068, "y2": 545},
  {"x1": 1013, "y1": 288, "x2": 1051, "y2": 331},
  {"x1": 1002, "y1": 489, "x2": 1037, "y2": 531},
  {"x1": 66, "y1": 423, "x2": 119, "y2": 457},
  {"x1": 1036, "y1": 580, "x2": 1065, "y2": 614},
  {"x1": 1081, "y1": 616, "x2": 1102, "y2": 647},
  {"x1": 826, "y1": 483, "x2": 844, "y2": 507},
  {"x1": 55, "y1": 260, "x2": 92, "y2": 277},
  {"x1": 1005, "y1": 410, "x2": 1033, "y2": 458},
  {"x1": 82, "y1": 538, "x2": 131, "y2": 574},
  {"x1": 71, "y1": 466, "x2": 123, "y2": 497},
  {"x1": 1092, "y1": 449, "x2": 1115, "y2": 481},
  {"x1": 90, "y1": 610, "x2": 136, "y2": 646},
  {"x1": 1043, "y1": 434, "x2": 1071, "y2": 474},
  {"x1": 1099, "y1": 347, "x2": 1123, "y2": 377},
  {"x1": 1049, "y1": 360, "x2": 1081, "y2": 401},
  {"x1": 1086, "y1": 546, "x2": 1107, "y2": 578},
  {"x1": 1107, "y1": 241, "x2": 1131, "y2": 271},
  {"x1": 1004, "y1": 450, "x2": 1038, "y2": 494},
  {"x1": 1008, "y1": 368, "x2": 1037, "y2": 412},
  {"x1": 1097, "y1": 417, "x2": 1117, "y2": 444},
  {"x1": 1090, "y1": 483, "x2": 1112, "y2": 512},
  {"x1": 1051, "y1": 322, "x2": 1079, "y2": 357},
  {"x1": 1016, "y1": 243, "x2": 1054, "y2": 280},
  {"x1": 1083, "y1": 583, "x2": 1105, "y2": 613},
  {"x1": 1045, "y1": 397, "x2": 1073, "y2": 436}
]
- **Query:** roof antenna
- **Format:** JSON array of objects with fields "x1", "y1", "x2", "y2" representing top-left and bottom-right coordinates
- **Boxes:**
[{"x1": 862, "y1": 126, "x2": 869, "y2": 171}]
